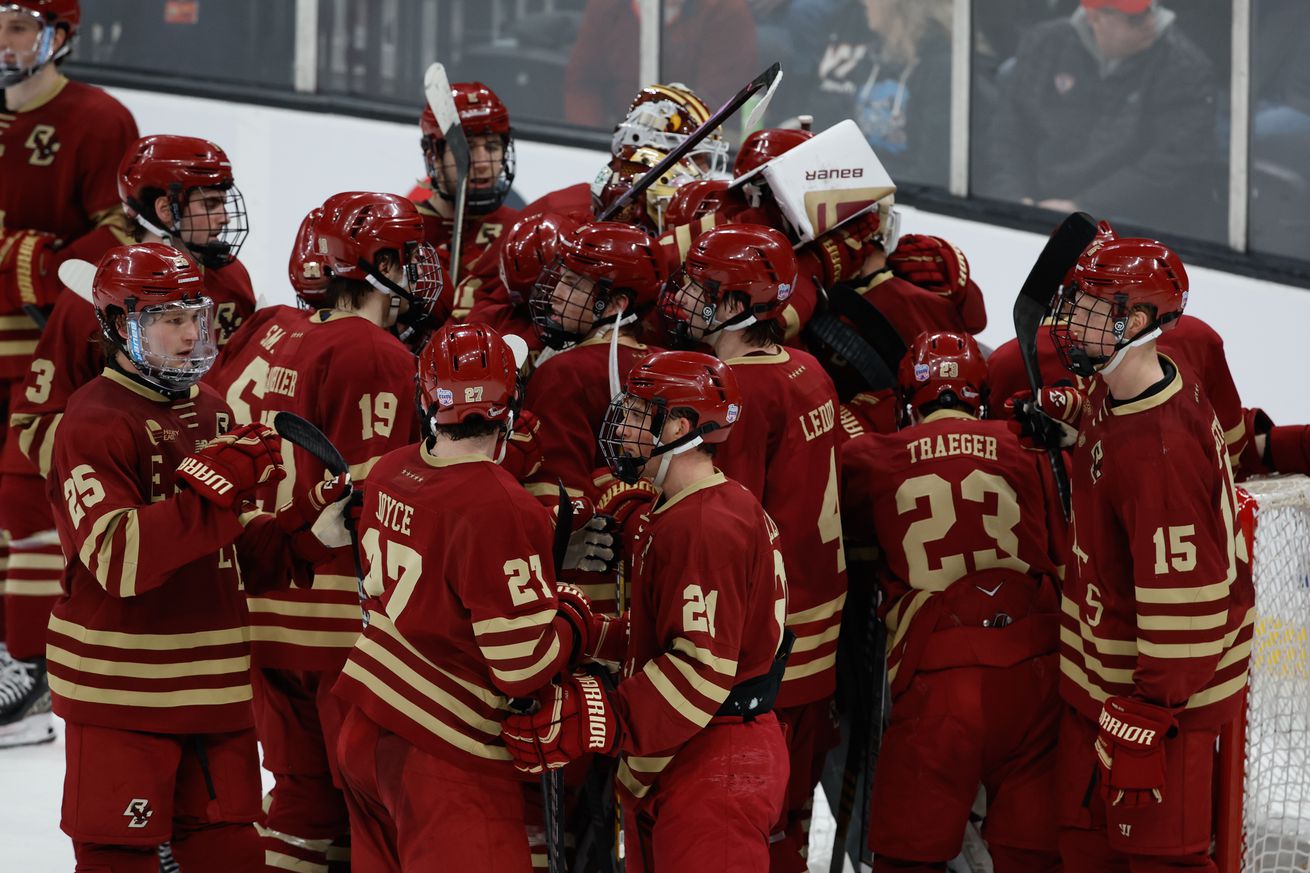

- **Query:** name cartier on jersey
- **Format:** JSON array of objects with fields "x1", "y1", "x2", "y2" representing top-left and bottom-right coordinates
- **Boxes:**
[{"x1": 907, "y1": 432, "x2": 998, "y2": 464}]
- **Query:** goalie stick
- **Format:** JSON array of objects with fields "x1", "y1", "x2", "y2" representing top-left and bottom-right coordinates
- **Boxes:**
[
  {"x1": 597, "y1": 62, "x2": 783, "y2": 223},
  {"x1": 271, "y1": 412, "x2": 368, "y2": 623},
  {"x1": 424, "y1": 63, "x2": 471, "y2": 289},
  {"x1": 1011, "y1": 212, "x2": 1098, "y2": 521}
]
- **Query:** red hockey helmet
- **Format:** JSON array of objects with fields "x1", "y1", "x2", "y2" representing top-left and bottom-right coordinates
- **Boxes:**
[
  {"x1": 312, "y1": 191, "x2": 445, "y2": 335},
  {"x1": 117, "y1": 134, "x2": 249, "y2": 269},
  {"x1": 611, "y1": 83, "x2": 729, "y2": 176},
  {"x1": 418, "y1": 322, "x2": 519, "y2": 428},
  {"x1": 499, "y1": 212, "x2": 582, "y2": 305},
  {"x1": 91, "y1": 242, "x2": 218, "y2": 391},
  {"x1": 733, "y1": 128, "x2": 815, "y2": 179},
  {"x1": 528, "y1": 221, "x2": 663, "y2": 349},
  {"x1": 0, "y1": 1, "x2": 79, "y2": 86},
  {"x1": 1050, "y1": 221, "x2": 1189, "y2": 376},
  {"x1": 663, "y1": 178, "x2": 730, "y2": 228},
  {"x1": 659, "y1": 224, "x2": 798, "y2": 347},
  {"x1": 419, "y1": 81, "x2": 516, "y2": 214},
  {"x1": 600, "y1": 350, "x2": 743, "y2": 483},
  {"x1": 897, "y1": 331, "x2": 989, "y2": 418},
  {"x1": 288, "y1": 207, "x2": 328, "y2": 307}
]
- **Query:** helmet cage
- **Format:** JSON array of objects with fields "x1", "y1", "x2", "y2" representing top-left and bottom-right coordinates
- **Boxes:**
[
  {"x1": 0, "y1": 4, "x2": 72, "y2": 87},
  {"x1": 658, "y1": 268, "x2": 759, "y2": 348},
  {"x1": 528, "y1": 259, "x2": 615, "y2": 350},
  {"x1": 1049, "y1": 280, "x2": 1177, "y2": 377},
  {"x1": 421, "y1": 132, "x2": 517, "y2": 215},
  {"x1": 610, "y1": 98, "x2": 730, "y2": 178},
  {"x1": 146, "y1": 181, "x2": 249, "y2": 269},
  {"x1": 599, "y1": 391, "x2": 712, "y2": 484},
  {"x1": 360, "y1": 238, "x2": 444, "y2": 344},
  {"x1": 107, "y1": 297, "x2": 219, "y2": 392}
]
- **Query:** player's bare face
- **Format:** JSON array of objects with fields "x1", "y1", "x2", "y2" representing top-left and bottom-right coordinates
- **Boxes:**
[
  {"x1": 176, "y1": 187, "x2": 231, "y2": 247},
  {"x1": 667, "y1": 275, "x2": 712, "y2": 341},
  {"x1": 615, "y1": 397, "x2": 657, "y2": 458},
  {"x1": 550, "y1": 267, "x2": 600, "y2": 334},
  {"x1": 1066, "y1": 291, "x2": 1118, "y2": 359},
  {"x1": 0, "y1": 11, "x2": 43, "y2": 66},
  {"x1": 439, "y1": 133, "x2": 505, "y2": 191}
]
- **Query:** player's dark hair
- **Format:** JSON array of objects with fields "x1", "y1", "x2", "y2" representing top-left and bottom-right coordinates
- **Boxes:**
[
  {"x1": 667, "y1": 406, "x2": 717, "y2": 457},
  {"x1": 724, "y1": 291, "x2": 785, "y2": 347},
  {"x1": 433, "y1": 415, "x2": 502, "y2": 442},
  {"x1": 324, "y1": 277, "x2": 370, "y2": 310}
]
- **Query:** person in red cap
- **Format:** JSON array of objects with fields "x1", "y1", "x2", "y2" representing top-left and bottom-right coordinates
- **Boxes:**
[{"x1": 979, "y1": 0, "x2": 1219, "y2": 239}]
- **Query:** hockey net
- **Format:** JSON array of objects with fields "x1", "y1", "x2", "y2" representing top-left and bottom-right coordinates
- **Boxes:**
[{"x1": 1222, "y1": 474, "x2": 1310, "y2": 873}]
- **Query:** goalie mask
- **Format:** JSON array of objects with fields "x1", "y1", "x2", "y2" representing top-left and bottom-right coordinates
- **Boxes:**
[
  {"x1": 659, "y1": 224, "x2": 797, "y2": 347},
  {"x1": 1049, "y1": 221, "x2": 1188, "y2": 377},
  {"x1": 592, "y1": 146, "x2": 706, "y2": 234},
  {"x1": 528, "y1": 221, "x2": 662, "y2": 350},
  {"x1": 312, "y1": 191, "x2": 445, "y2": 344},
  {"x1": 420, "y1": 81, "x2": 516, "y2": 214},
  {"x1": 898, "y1": 331, "x2": 989, "y2": 422},
  {"x1": 0, "y1": 1, "x2": 78, "y2": 87},
  {"x1": 117, "y1": 135, "x2": 250, "y2": 270},
  {"x1": 91, "y1": 243, "x2": 218, "y2": 392},
  {"x1": 611, "y1": 83, "x2": 730, "y2": 178},
  {"x1": 600, "y1": 351, "x2": 742, "y2": 486}
]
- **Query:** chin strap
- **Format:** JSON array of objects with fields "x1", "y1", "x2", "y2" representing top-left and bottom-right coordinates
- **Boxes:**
[
  {"x1": 1099, "y1": 325, "x2": 1162, "y2": 376},
  {"x1": 597, "y1": 310, "x2": 639, "y2": 399},
  {"x1": 494, "y1": 410, "x2": 515, "y2": 465},
  {"x1": 648, "y1": 432, "x2": 705, "y2": 489}
]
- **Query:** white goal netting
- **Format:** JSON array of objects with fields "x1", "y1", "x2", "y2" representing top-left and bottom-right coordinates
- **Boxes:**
[{"x1": 1240, "y1": 475, "x2": 1310, "y2": 873}]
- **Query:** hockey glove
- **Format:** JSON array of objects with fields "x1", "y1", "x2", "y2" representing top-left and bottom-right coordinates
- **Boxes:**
[
  {"x1": 1006, "y1": 387, "x2": 1086, "y2": 451},
  {"x1": 276, "y1": 472, "x2": 354, "y2": 566},
  {"x1": 594, "y1": 474, "x2": 658, "y2": 546},
  {"x1": 564, "y1": 517, "x2": 617, "y2": 573},
  {"x1": 888, "y1": 234, "x2": 969, "y2": 295},
  {"x1": 837, "y1": 389, "x2": 901, "y2": 443},
  {"x1": 1095, "y1": 696, "x2": 1177, "y2": 807},
  {"x1": 501, "y1": 408, "x2": 545, "y2": 482},
  {"x1": 554, "y1": 582, "x2": 599, "y2": 663},
  {"x1": 501, "y1": 672, "x2": 619, "y2": 773},
  {"x1": 177, "y1": 422, "x2": 285, "y2": 509},
  {"x1": 0, "y1": 229, "x2": 62, "y2": 309}
]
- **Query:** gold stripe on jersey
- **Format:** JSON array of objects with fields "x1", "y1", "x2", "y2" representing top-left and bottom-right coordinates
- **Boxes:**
[
  {"x1": 1224, "y1": 418, "x2": 1246, "y2": 449},
  {"x1": 524, "y1": 481, "x2": 584, "y2": 500},
  {"x1": 5, "y1": 580, "x2": 62, "y2": 596},
  {"x1": 47, "y1": 644, "x2": 249, "y2": 679},
  {"x1": 783, "y1": 652, "x2": 837, "y2": 682},
  {"x1": 370, "y1": 612, "x2": 505, "y2": 706},
  {"x1": 48, "y1": 673, "x2": 251, "y2": 709},
  {"x1": 1061, "y1": 628, "x2": 1134, "y2": 685},
  {"x1": 354, "y1": 633, "x2": 501, "y2": 734},
  {"x1": 472, "y1": 607, "x2": 555, "y2": 636},
  {"x1": 1059, "y1": 597, "x2": 1137, "y2": 656},
  {"x1": 0, "y1": 340, "x2": 38, "y2": 356},
  {"x1": 1137, "y1": 609, "x2": 1253, "y2": 660},
  {"x1": 1136, "y1": 611, "x2": 1230, "y2": 632},
  {"x1": 787, "y1": 591, "x2": 846, "y2": 625},
  {"x1": 248, "y1": 626, "x2": 361, "y2": 649},
  {"x1": 8, "y1": 551, "x2": 63, "y2": 571},
  {"x1": 13, "y1": 410, "x2": 61, "y2": 477},
  {"x1": 16, "y1": 233, "x2": 38, "y2": 304},
  {"x1": 480, "y1": 637, "x2": 555, "y2": 661},
  {"x1": 670, "y1": 636, "x2": 737, "y2": 677},
  {"x1": 349, "y1": 456, "x2": 382, "y2": 482},
  {"x1": 487, "y1": 635, "x2": 562, "y2": 686},
  {"x1": 1134, "y1": 579, "x2": 1233, "y2": 604},
  {"x1": 78, "y1": 506, "x2": 141, "y2": 596},
  {"x1": 790, "y1": 625, "x2": 842, "y2": 655},
  {"x1": 49, "y1": 614, "x2": 250, "y2": 650},
  {"x1": 0, "y1": 314, "x2": 36, "y2": 329},
  {"x1": 246, "y1": 598, "x2": 363, "y2": 620},
  {"x1": 724, "y1": 349, "x2": 790, "y2": 367},
  {"x1": 1187, "y1": 672, "x2": 1249, "y2": 709}
]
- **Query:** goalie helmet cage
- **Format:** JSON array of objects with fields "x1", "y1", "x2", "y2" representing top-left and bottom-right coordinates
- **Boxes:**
[{"x1": 1217, "y1": 474, "x2": 1310, "y2": 873}]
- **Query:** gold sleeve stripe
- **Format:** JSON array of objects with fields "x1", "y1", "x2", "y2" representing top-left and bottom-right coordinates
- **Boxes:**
[
  {"x1": 1186, "y1": 671, "x2": 1249, "y2": 709},
  {"x1": 1134, "y1": 580, "x2": 1232, "y2": 605},
  {"x1": 0, "y1": 315, "x2": 35, "y2": 330},
  {"x1": 1061, "y1": 628, "x2": 1134, "y2": 684},
  {"x1": 669, "y1": 637, "x2": 738, "y2": 677},
  {"x1": 1224, "y1": 418, "x2": 1247, "y2": 447},
  {"x1": 368, "y1": 613, "x2": 503, "y2": 705},
  {"x1": 247, "y1": 627, "x2": 361, "y2": 649},
  {"x1": 354, "y1": 634, "x2": 501, "y2": 734},
  {"x1": 886, "y1": 589, "x2": 933, "y2": 638},
  {"x1": 48, "y1": 614, "x2": 249, "y2": 650},
  {"x1": 16, "y1": 232, "x2": 37, "y2": 304},
  {"x1": 4, "y1": 579, "x2": 62, "y2": 596},
  {"x1": 783, "y1": 651, "x2": 837, "y2": 682},
  {"x1": 246, "y1": 598, "x2": 363, "y2": 620},
  {"x1": 286, "y1": 573, "x2": 362, "y2": 594},
  {"x1": 1137, "y1": 611, "x2": 1230, "y2": 632},
  {"x1": 0, "y1": 340, "x2": 39, "y2": 356},
  {"x1": 36, "y1": 412, "x2": 59, "y2": 478},
  {"x1": 665, "y1": 648, "x2": 733, "y2": 697},
  {"x1": 237, "y1": 509, "x2": 269, "y2": 527},
  {"x1": 488, "y1": 634, "x2": 562, "y2": 685},
  {"x1": 1137, "y1": 610, "x2": 1253, "y2": 660},
  {"x1": 1059, "y1": 657, "x2": 1110, "y2": 705},
  {"x1": 472, "y1": 608, "x2": 555, "y2": 636},
  {"x1": 349, "y1": 456, "x2": 382, "y2": 483},
  {"x1": 480, "y1": 637, "x2": 554, "y2": 661},
  {"x1": 1217, "y1": 636, "x2": 1253, "y2": 671},
  {"x1": 8, "y1": 551, "x2": 64, "y2": 570},
  {"x1": 790, "y1": 624, "x2": 841, "y2": 654},
  {"x1": 524, "y1": 481, "x2": 584, "y2": 499},
  {"x1": 788, "y1": 592, "x2": 847, "y2": 625},
  {"x1": 617, "y1": 760, "x2": 654, "y2": 799},
  {"x1": 48, "y1": 672, "x2": 252, "y2": 708},
  {"x1": 642, "y1": 660, "x2": 718, "y2": 728},
  {"x1": 1061, "y1": 598, "x2": 1139, "y2": 656},
  {"x1": 47, "y1": 644, "x2": 249, "y2": 679},
  {"x1": 626, "y1": 754, "x2": 675, "y2": 773},
  {"x1": 77, "y1": 507, "x2": 133, "y2": 594},
  {"x1": 340, "y1": 659, "x2": 511, "y2": 761}
]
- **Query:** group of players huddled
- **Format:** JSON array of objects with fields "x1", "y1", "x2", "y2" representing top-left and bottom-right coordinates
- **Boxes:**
[{"x1": 3, "y1": 2, "x2": 1309, "y2": 872}]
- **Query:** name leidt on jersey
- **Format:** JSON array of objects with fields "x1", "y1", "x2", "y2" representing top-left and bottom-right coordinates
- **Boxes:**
[{"x1": 907, "y1": 432, "x2": 998, "y2": 464}]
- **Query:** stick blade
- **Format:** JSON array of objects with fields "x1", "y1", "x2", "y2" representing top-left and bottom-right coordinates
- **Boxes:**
[
  {"x1": 273, "y1": 411, "x2": 349, "y2": 476},
  {"x1": 58, "y1": 258, "x2": 98, "y2": 305}
]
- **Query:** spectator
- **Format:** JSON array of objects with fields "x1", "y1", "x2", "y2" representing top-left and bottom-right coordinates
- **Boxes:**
[
  {"x1": 564, "y1": 0, "x2": 758, "y2": 128},
  {"x1": 979, "y1": 0, "x2": 1219, "y2": 239}
]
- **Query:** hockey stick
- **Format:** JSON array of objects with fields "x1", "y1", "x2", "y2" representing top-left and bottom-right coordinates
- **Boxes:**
[
  {"x1": 1011, "y1": 212, "x2": 1098, "y2": 521},
  {"x1": 271, "y1": 412, "x2": 368, "y2": 623},
  {"x1": 424, "y1": 63, "x2": 471, "y2": 289},
  {"x1": 804, "y1": 313, "x2": 897, "y2": 393},
  {"x1": 56, "y1": 258, "x2": 96, "y2": 305},
  {"x1": 598, "y1": 62, "x2": 783, "y2": 223},
  {"x1": 826, "y1": 283, "x2": 908, "y2": 368}
]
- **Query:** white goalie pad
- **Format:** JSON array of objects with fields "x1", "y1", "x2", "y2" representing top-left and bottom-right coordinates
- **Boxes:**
[{"x1": 730, "y1": 119, "x2": 898, "y2": 248}]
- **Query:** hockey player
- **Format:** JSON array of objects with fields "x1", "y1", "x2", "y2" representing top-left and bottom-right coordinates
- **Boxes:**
[
  {"x1": 503, "y1": 350, "x2": 790, "y2": 873},
  {"x1": 842, "y1": 331, "x2": 1064, "y2": 872},
  {"x1": 206, "y1": 191, "x2": 439, "y2": 873},
  {"x1": 3, "y1": 134, "x2": 258, "y2": 749},
  {"x1": 331, "y1": 321, "x2": 602, "y2": 871},
  {"x1": 417, "y1": 81, "x2": 521, "y2": 321},
  {"x1": 47, "y1": 242, "x2": 351, "y2": 871},
  {"x1": 0, "y1": 0, "x2": 137, "y2": 744},
  {"x1": 1029, "y1": 226, "x2": 1254, "y2": 871},
  {"x1": 658, "y1": 223, "x2": 845, "y2": 872}
]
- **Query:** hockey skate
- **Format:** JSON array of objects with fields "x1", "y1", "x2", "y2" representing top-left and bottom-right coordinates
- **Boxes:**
[{"x1": 0, "y1": 653, "x2": 56, "y2": 748}]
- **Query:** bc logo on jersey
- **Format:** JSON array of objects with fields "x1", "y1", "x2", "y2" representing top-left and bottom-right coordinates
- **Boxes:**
[{"x1": 25, "y1": 124, "x2": 60, "y2": 166}]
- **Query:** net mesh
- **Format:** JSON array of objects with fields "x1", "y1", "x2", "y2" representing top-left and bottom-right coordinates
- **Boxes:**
[{"x1": 1241, "y1": 475, "x2": 1310, "y2": 872}]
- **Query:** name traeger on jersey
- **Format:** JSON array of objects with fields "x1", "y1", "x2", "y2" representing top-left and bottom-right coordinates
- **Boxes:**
[{"x1": 1061, "y1": 358, "x2": 1255, "y2": 729}]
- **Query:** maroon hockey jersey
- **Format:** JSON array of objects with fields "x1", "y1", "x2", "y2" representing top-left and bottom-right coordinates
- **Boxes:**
[
  {"x1": 416, "y1": 200, "x2": 520, "y2": 322},
  {"x1": 1061, "y1": 357, "x2": 1254, "y2": 728},
  {"x1": 614, "y1": 472, "x2": 788, "y2": 800},
  {"x1": 0, "y1": 76, "x2": 138, "y2": 379},
  {"x1": 333, "y1": 447, "x2": 574, "y2": 776},
  {"x1": 842, "y1": 411, "x2": 1063, "y2": 697},
  {"x1": 207, "y1": 307, "x2": 419, "y2": 669},
  {"x1": 714, "y1": 347, "x2": 846, "y2": 707},
  {"x1": 46, "y1": 368, "x2": 300, "y2": 734}
]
